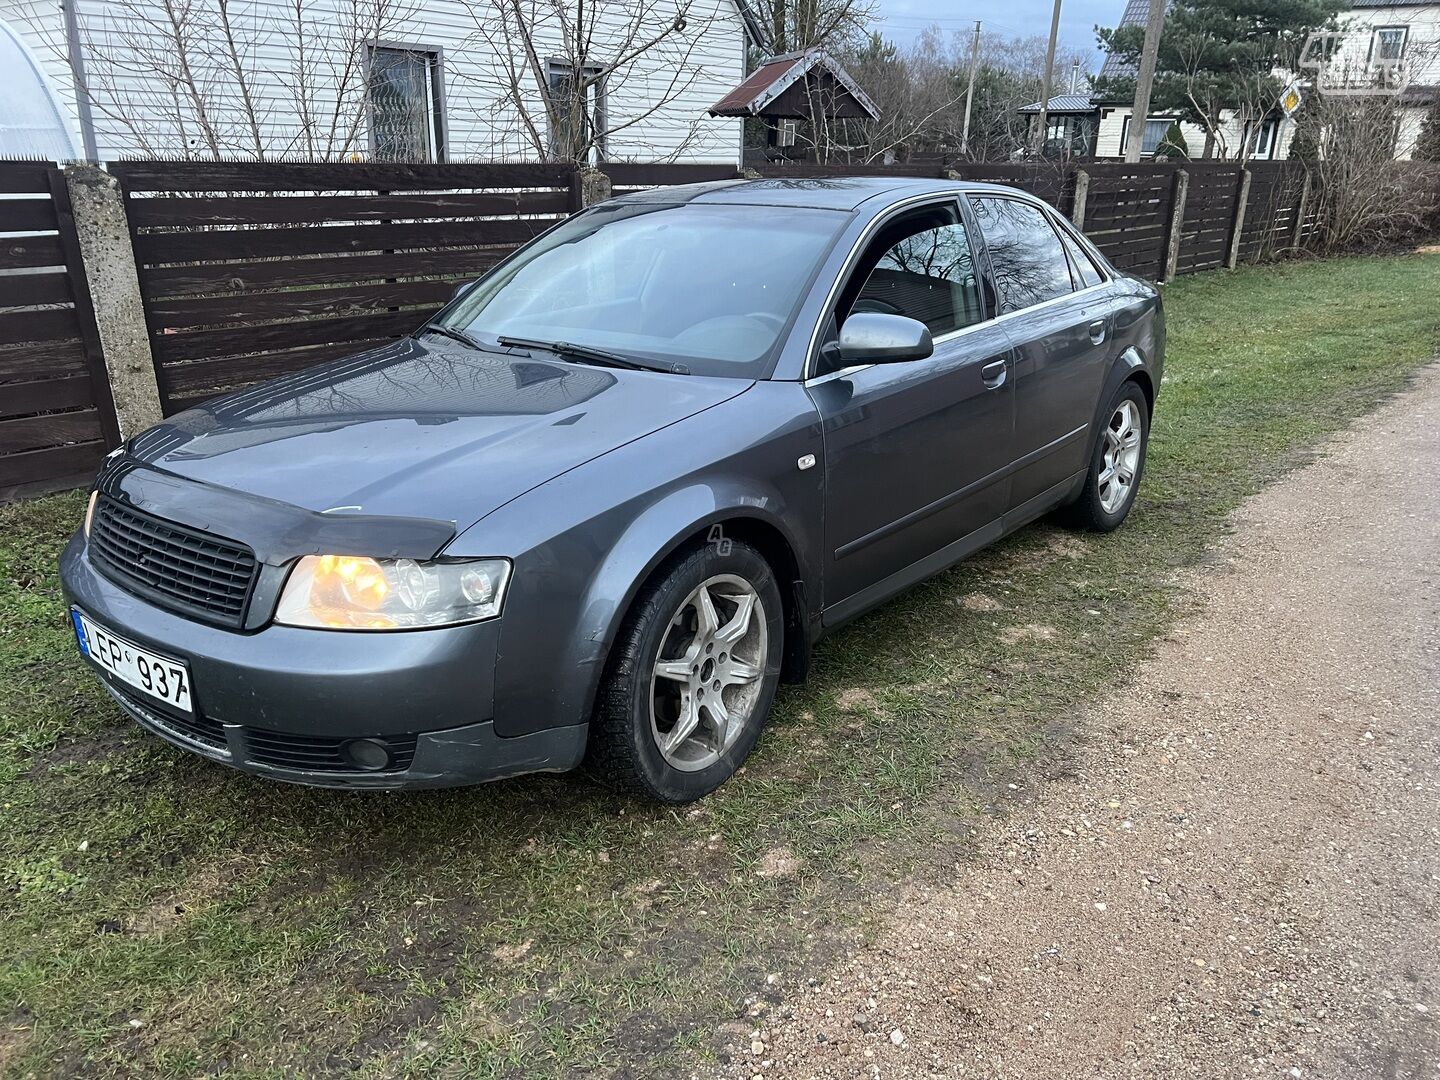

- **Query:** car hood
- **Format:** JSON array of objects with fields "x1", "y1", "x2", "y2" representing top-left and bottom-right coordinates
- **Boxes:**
[{"x1": 127, "y1": 337, "x2": 752, "y2": 533}]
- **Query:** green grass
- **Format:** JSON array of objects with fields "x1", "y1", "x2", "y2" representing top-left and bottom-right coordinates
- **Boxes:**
[{"x1": 3, "y1": 251, "x2": 1439, "y2": 1077}]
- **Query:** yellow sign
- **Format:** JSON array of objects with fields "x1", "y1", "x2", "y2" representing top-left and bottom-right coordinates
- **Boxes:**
[{"x1": 1280, "y1": 82, "x2": 1303, "y2": 116}]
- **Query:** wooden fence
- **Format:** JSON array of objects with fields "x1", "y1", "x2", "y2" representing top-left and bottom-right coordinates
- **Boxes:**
[
  {"x1": 0, "y1": 156, "x2": 1415, "y2": 502},
  {"x1": 0, "y1": 161, "x2": 119, "y2": 502}
]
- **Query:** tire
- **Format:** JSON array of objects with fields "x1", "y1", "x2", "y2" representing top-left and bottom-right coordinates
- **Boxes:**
[
  {"x1": 1059, "y1": 380, "x2": 1150, "y2": 532},
  {"x1": 586, "y1": 540, "x2": 785, "y2": 803}
]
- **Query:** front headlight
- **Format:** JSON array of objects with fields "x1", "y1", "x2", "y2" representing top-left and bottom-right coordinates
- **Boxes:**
[{"x1": 274, "y1": 555, "x2": 511, "y2": 630}]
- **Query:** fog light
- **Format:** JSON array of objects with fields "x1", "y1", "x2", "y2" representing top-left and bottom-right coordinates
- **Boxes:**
[{"x1": 341, "y1": 738, "x2": 393, "y2": 772}]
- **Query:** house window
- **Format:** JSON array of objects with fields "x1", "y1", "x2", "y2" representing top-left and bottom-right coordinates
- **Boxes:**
[
  {"x1": 369, "y1": 46, "x2": 445, "y2": 162},
  {"x1": 778, "y1": 119, "x2": 798, "y2": 147},
  {"x1": 548, "y1": 60, "x2": 605, "y2": 162},
  {"x1": 1250, "y1": 117, "x2": 1279, "y2": 159},
  {"x1": 1119, "y1": 116, "x2": 1176, "y2": 156},
  {"x1": 1371, "y1": 25, "x2": 1408, "y2": 62}
]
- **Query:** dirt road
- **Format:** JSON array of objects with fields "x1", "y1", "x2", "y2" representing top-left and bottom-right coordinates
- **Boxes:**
[{"x1": 726, "y1": 368, "x2": 1440, "y2": 1079}]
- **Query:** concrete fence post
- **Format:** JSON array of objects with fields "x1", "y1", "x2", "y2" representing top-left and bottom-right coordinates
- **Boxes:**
[
  {"x1": 578, "y1": 166, "x2": 612, "y2": 208},
  {"x1": 1226, "y1": 168, "x2": 1253, "y2": 270},
  {"x1": 1163, "y1": 168, "x2": 1189, "y2": 282},
  {"x1": 63, "y1": 164, "x2": 163, "y2": 437},
  {"x1": 1289, "y1": 171, "x2": 1313, "y2": 252},
  {"x1": 1070, "y1": 168, "x2": 1090, "y2": 230}
]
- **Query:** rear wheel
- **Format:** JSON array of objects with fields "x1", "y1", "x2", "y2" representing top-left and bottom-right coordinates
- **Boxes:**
[
  {"x1": 587, "y1": 541, "x2": 783, "y2": 803},
  {"x1": 1059, "y1": 381, "x2": 1149, "y2": 532}
]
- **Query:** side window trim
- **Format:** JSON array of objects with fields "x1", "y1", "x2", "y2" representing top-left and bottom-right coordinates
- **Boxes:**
[{"x1": 1046, "y1": 208, "x2": 1110, "y2": 290}]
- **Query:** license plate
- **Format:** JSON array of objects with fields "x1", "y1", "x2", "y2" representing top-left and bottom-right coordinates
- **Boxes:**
[{"x1": 72, "y1": 609, "x2": 193, "y2": 714}]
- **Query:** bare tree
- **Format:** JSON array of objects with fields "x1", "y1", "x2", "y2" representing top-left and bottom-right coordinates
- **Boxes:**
[
  {"x1": 823, "y1": 26, "x2": 1090, "y2": 164},
  {"x1": 14, "y1": 0, "x2": 415, "y2": 159},
  {"x1": 744, "y1": 0, "x2": 875, "y2": 55},
  {"x1": 456, "y1": 0, "x2": 728, "y2": 163},
  {"x1": 1299, "y1": 93, "x2": 1440, "y2": 251}
]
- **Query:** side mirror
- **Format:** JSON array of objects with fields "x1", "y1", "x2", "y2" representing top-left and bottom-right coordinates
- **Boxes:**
[{"x1": 838, "y1": 313, "x2": 933, "y2": 364}]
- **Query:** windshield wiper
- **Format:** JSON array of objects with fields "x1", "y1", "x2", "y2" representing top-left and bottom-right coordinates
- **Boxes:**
[
  {"x1": 496, "y1": 335, "x2": 683, "y2": 374},
  {"x1": 419, "y1": 323, "x2": 504, "y2": 354}
]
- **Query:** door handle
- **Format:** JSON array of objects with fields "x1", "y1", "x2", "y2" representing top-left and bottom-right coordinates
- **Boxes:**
[
  {"x1": 1088, "y1": 319, "x2": 1107, "y2": 345},
  {"x1": 980, "y1": 359, "x2": 1007, "y2": 389}
]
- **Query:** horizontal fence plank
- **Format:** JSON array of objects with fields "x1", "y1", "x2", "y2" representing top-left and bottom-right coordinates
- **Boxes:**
[
  {"x1": 139, "y1": 247, "x2": 508, "y2": 297},
  {"x1": 0, "y1": 234, "x2": 65, "y2": 270},
  {"x1": 0, "y1": 440, "x2": 105, "y2": 495},
  {"x1": 111, "y1": 160, "x2": 575, "y2": 193},
  {"x1": 0, "y1": 162, "x2": 54, "y2": 195},
  {"x1": 0, "y1": 198, "x2": 59, "y2": 233},
  {"x1": 605, "y1": 163, "x2": 742, "y2": 186},
  {"x1": 147, "y1": 278, "x2": 457, "y2": 327},
  {"x1": 0, "y1": 409, "x2": 102, "y2": 454},
  {"x1": 0, "y1": 338, "x2": 88, "y2": 382},
  {"x1": 153, "y1": 309, "x2": 427, "y2": 363},
  {"x1": 0, "y1": 271, "x2": 74, "y2": 308},
  {"x1": 0, "y1": 307, "x2": 82, "y2": 346},
  {"x1": 133, "y1": 217, "x2": 557, "y2": 264},
  {"x1": 0, "y1": 374, "x2": 96, "y2": 419},
  {"x1": 127, "y1": 190, "x2": 573, "y2": 227},
  {"x1": 161, "y1": 338, "x2": 394, "y2": 403}
]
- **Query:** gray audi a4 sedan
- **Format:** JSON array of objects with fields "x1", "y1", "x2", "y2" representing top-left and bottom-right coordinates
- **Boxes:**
[{"x1": 60, "y1": 176, "x2": 1163, "y2": 803}]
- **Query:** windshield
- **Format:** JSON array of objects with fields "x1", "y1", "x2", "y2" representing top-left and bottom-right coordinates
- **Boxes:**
[{"x1": 436, "y1": 201, "x2": 848, "y2": 378}]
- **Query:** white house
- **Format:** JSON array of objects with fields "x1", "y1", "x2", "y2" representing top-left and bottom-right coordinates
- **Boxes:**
[
  {"x1": 0, "y1": 0, "x2": 756, "y2": 163},
  {"x1": 1032, "y1": 0, "x2": 1439, "y2": 161}
]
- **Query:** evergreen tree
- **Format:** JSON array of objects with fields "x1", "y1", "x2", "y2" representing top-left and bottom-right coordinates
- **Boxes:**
[
  {"x1": 1094, "y1": 0, "x2": 1343, "y2": 157},
  {"x1": 1154, "y1": 121, "x2": 1188, "y2": 159}
]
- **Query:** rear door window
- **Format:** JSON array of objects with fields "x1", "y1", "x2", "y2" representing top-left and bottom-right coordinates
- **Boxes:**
[{"x1": 968, "y1": 197, "x2": 1076, "y2": 313}]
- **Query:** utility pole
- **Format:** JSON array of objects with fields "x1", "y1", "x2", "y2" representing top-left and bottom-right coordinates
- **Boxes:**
[
  {"x1": 961, "y1": 20, "x2": 982, "y2": 157},
  {"x1": 1124, "y1": 0, "x2": 1167, "y2": 162},
  {"x1": 60, "y1": 0, "x2": 98, "y2": 161},
  {"x1": 1032, "y1": 0, "x2": 1064, "y2": 155}
]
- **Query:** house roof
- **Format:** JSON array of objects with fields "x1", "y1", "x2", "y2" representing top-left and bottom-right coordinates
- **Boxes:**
[
  {"x1": 1019, "y1": 94, "x2": 1096, "y2": 114},
  {"x1": 1099, "y1": 0, "x2": 1150, "y2": 81},
  {"x1": 1349, "y1": 0, "x2": 1427, "y2": 5},
  {"x1": 708, "y1": 50, "x2": 881, "y2": 121}
]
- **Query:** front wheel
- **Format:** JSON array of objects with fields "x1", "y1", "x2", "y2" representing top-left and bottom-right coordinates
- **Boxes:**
[
  {"x1": 1059, "y1": 381, "x2": 1150, "y2": 532},
  {"x1": 586, "y1": 541, "x2": 784, "y2": 803}
]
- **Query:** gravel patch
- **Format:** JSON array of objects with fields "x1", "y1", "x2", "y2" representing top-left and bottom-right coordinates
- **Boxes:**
[{"x1": 719, "y1": 366, "x2": 1440, "y2": 1078}]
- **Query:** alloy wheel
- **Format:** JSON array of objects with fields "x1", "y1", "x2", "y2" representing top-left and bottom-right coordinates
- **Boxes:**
[
  {"x1": 1098, "y1": 399, "x2": 1142, "y2": 515},
  {"x1": 648, "y1": 574, "x2": 767, "y2": 772}
]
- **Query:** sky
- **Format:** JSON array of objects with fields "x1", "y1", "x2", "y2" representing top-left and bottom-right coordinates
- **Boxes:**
[{"x1": 874, "y1": 0, "x2": 1117, "y2": 71}]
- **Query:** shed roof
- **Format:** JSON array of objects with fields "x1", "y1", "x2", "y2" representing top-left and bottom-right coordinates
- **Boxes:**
[
  {"x1": 1019, "y1": 94, "x2": 1097, "y2": 114},
  {"x1": 709, "y1": 50, "x2": 881, "y2": 121}
]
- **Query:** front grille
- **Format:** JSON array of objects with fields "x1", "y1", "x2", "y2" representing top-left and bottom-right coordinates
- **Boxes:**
[
  {"x1": 89, "y1": 497, "x2": 257, "y2": 627},
  {"x1": 242, "y1": 728, "x2": 418, "y2": 774},
  {"x1": 107, "y1": 684, "x2": 230, "y2": 754}
]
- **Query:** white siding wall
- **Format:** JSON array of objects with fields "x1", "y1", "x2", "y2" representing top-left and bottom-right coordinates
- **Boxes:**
[
  {"x1": 1328, "y1": 4, "x2": 1440, "y2": 159},
  {"x1": 1094, "y1": 106, "x2": 1207, "y2": 158},
  {"x1": 0, "y1": 0, "x2": 744, "y2": 162}
]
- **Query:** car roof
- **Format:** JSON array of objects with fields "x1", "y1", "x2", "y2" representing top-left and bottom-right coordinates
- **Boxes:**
[{"x1": 606, "y1": 176, "x2": 1038, "y2": 213}]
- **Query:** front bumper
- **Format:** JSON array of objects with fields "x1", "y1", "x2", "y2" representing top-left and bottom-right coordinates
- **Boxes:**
[{"x1": 60, "y1": 533, "x2": 586, "y2": 789}]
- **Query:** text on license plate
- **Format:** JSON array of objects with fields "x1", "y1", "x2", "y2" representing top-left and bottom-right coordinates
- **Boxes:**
[{"x1": 72, "y1": 609, "x2": 193, "y2": 713}]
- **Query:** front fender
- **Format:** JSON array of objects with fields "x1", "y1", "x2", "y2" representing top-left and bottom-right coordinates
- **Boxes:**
[
  {"x1": 563, "y1": 485, "x2": 809, "y2": 713},
  {"x1": 453, "y1": 381, "x2": 823, "y2": 739}
]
